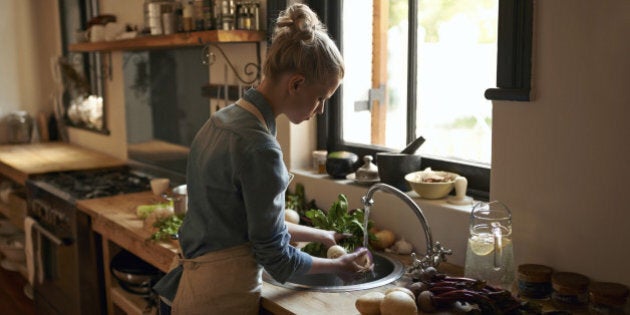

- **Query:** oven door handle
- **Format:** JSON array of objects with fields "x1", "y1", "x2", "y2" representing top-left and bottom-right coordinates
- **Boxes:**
[{"x1": 32, "y1": 221, "x2": 73, "y2": 246}]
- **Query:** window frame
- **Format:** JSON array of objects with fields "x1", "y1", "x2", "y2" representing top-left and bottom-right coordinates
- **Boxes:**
[{"x1": 308, "y1": 0, "x2": 532, "y2": 201}]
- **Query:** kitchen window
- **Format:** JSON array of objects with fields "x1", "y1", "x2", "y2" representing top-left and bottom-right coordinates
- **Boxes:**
[{"x1": 307, "y1": 0, "x2": 532, "y2": 200}]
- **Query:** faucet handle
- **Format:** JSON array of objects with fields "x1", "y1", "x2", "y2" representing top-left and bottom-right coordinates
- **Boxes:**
[{"x1": 431, "y1": 241, "x2": 453, "y2": 265}]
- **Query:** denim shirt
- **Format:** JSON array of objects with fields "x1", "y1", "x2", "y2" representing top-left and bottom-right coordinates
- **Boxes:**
[{"x1": 153, "y1": 88, "x2": 313, "y2": 301}]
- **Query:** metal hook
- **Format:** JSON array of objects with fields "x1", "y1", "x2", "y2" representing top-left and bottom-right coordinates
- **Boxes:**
[{"x1": 201, "y1": 45, "x2": 216, "y2": 66}]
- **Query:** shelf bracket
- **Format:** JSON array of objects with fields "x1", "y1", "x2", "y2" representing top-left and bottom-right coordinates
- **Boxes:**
[{"x1": 201, "y1": 43, "x2": 261, "y2": 85}]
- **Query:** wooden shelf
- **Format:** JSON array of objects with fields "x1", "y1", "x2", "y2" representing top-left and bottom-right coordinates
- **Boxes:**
[
  {"x1": 68, "y1": 30, "x2": 266, "y2": 52},
  {"x1": 110, "y1": 285, "x2": 155, "y2": 315}
]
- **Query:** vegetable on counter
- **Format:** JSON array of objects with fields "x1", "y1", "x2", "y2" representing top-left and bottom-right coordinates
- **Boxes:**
[
  {"x1": 355, "y1": 286, "x2": 417, "y2": 315},
  {"x1": 149, "y1": 214, "x2": 184, "y2": 241},
  {"x1": 301, "y1": 194, "x2": 375, "y2": 257},
  {"x1": 406, "y1": 267, "x2": 542, "y2": 314}
]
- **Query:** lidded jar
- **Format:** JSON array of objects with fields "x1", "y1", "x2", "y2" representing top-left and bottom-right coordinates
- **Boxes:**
[
  {"x1": 6, "y1": 111, "x2": 33, "y2": 144},
  {"x1": 551, "y1": 271, "x2": 590, "y2": 310},
  {"x1": 589, "y1": 281, "x2": 629, "y2": 314},
  {"x1": 355, "y1": 155, "x2": 379, "y2": 182},
  {"x1": 517, "y1": 264, "x2": 554, "y2": 299}
]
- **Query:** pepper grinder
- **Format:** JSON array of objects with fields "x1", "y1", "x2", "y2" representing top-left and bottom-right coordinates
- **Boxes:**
[{"x1": 447, "y1": 176, "x2": 473, "y2": 205}]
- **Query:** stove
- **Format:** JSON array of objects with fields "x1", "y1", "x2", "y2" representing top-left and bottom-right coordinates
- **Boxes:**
[
  {"x1": 32, "y1": 167, "x2": 151, "y2": 201},
  {"x1": 25, "y1": 167, "x2": 153, "y2": 315}
]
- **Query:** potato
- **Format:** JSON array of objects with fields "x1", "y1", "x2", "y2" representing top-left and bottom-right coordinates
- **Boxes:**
[
  {"x1": 380, "y1": 291, "x2": 417, "y2": 315},
  {"x1": 370, "y1": 229, "x2": 396, "y2": 250},
  {"x1": 355, "y1": 291, "x2": 385, "y2": 315},
  {"x1": 284, "y1": 209, "x2": 300, "y2": 224},
  {"x1": 384, "y1": 287, "x2": 415, "y2": 301}
]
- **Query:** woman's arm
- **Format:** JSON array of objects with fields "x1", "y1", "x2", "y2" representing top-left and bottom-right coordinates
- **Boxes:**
[{"x1": 286, "y1": 222, "x2": 340, "y2": 248}]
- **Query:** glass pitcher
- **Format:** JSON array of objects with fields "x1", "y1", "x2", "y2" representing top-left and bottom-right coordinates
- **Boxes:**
[{"x1": 464, "y1": 201, "x2": 515, "y2": 290}]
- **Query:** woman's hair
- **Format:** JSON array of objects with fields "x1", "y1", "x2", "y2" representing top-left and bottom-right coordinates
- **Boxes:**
[{"x1": 262, "y1": 3, "x2": 344, "y2": 84}]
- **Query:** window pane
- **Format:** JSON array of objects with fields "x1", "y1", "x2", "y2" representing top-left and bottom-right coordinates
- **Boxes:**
[
  {"x1": 342, "y1": 0, "x2": 409, "y2": 149},
  {"x1": 416, "y1": 0, "x2": 497, "y2": 165},
  {"x1": 341, "y1": 0, "x2": 374, "y2": 145}
]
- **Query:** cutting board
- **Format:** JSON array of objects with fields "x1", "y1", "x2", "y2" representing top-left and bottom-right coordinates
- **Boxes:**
[{"x1": 0, "y1": 142, "x2": 126, "y2": 185}]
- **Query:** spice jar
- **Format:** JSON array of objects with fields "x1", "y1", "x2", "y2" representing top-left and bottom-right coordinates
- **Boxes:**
[
  {"x1": 551, "y1": 271, "x2": 590, "y2": 310},
  {"x1": 589, "y1": 281, "x2": 629, "y2": 314},
  {"x1": 517, "y1": 264, "x2": 553, "y2": 299}
]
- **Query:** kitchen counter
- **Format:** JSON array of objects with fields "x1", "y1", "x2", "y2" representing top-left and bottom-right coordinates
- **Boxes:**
[
  {"x1": 76, "y1": 191, "x2": 470, "y2": 315},
  {"x1": 0, "y1": 142, "x2": 126, "y2": 185}
]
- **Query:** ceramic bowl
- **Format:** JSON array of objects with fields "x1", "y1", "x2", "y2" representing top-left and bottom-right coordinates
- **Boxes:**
[
  {"x1": 405, "y1": 170, "x2": 459, "y2": 199},
  {"x1": 325, "y1": 151, "x2": 359, "y2": 179}
]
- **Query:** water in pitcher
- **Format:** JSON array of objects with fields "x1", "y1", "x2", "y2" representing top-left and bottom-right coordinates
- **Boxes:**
[{"x1": 464, "y1": 201, "x2": 516, "y2": 291}]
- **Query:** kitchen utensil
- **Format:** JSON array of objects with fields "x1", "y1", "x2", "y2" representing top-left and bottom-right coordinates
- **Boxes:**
[
  {"x1": 375, "y1": 152, "x2": 422, "y2": 191},
  {"x1": 110, "y1": 250, "x2": 163, "y2": 296},
  {"x1": 464, "y1": 201, "x2": 515, "y2": 290},
  {"x1": 163, "y1": 184, "x2": 187, "y2": 215},
  {"x1": 400, "y1": 136, "x2": 425, "y2": 155}
]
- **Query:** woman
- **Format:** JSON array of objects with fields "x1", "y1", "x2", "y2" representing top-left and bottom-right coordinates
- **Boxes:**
[{"x1": 153, "y1": 3, "x2": 370, "y2": 314}]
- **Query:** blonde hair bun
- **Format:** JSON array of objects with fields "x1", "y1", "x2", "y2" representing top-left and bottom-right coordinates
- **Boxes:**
[
  {"x1": 274, "y1": 3, "x2": 324, "y2": 43},
  {"x1": 263, "y1": 3, "x2": 344, "y2": 84}
]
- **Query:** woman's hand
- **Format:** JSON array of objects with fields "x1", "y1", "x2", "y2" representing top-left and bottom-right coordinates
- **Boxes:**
[
  {"x1": 286, "y1": 222, "x2": 347, "y2": 248},
  {"x1": 335, "y1": 247, "x2": 373, "y2": 274}
]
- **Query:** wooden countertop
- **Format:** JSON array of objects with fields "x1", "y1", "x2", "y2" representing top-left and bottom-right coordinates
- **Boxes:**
[
  {"x1": 0, "y1": 142, "x2": 126, "y2": 185},
  {"x1": 76, "y1": 191, "x2": 466, "y2": 314}
]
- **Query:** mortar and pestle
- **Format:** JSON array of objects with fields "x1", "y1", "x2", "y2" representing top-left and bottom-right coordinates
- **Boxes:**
[{"x1": 376, "y1": 136, "x2": 425, "y2": 191}]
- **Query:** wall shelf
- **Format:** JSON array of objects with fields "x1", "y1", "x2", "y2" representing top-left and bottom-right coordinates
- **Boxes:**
[{"x1": 68, "y1": 30, "x2": 266, "y2": 52}]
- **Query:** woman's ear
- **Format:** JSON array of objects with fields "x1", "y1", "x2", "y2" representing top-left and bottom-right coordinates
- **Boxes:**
[{"x1": 288, "y1": 74, "x2": 306, "y2": 95}]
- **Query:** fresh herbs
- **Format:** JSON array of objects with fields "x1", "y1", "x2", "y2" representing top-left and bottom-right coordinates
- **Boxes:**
[
  {"x1": 149, "y1": 214, "x2": 184, "y2": 241},
  {"x1": 285, "y1": 183, "x2": 318, "y2": 218},
  {"x1": 302, "y1": 194, "x2": 375, "y2": 257}
]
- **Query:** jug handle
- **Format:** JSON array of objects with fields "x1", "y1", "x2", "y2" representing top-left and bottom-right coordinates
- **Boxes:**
[{"x1": 491, "y1": 222, "x2": 503, "y2": 270}]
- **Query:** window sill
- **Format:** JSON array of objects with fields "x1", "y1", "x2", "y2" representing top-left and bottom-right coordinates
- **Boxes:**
[{"x1": 290, "y1": 168, "x2": 474, "y2": 214}]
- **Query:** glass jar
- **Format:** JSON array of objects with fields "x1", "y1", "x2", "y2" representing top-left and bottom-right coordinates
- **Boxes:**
[
  {"x1": 6, "y1": 111, "x2": 33, "y2": 144},
  {"x1": 551, "y1": 272, "x2": 590, "y2": 310},
  {"x1": 517, "y1": 263, "x2": 553, "y2": 299},
  {"x1": 589, "y1": 282, "x2": 629, "y2": 314}
]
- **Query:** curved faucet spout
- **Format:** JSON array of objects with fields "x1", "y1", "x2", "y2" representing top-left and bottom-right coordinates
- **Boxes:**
[{"x1": 362, "y1": 183, "x2": 452, "y2": 272}]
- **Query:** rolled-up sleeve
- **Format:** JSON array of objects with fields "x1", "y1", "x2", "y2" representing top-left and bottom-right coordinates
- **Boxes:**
[{"x1": 239, "y1": 143, "x2": 312, "y2": 283}]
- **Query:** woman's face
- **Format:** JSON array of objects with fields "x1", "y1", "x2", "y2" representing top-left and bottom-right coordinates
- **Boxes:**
[{"x1": 285, "y1": 76, "x2": 341, "y2": 124}]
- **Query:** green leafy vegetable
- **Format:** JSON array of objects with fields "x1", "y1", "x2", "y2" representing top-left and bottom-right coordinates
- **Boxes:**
[
  {"x1": 302, "y1": 194, "x2": 375, "y2": 257},
  {"x1": 285, "y1": 183, "x2": 318, "y2": 218},
  {"x1": 149, "y1": 214, "x2": 184, "y2": 241}
]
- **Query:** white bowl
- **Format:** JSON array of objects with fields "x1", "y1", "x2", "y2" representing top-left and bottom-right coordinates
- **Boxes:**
[{"x1": 405, "y1": 170, "x2": 459, "y2": 199}]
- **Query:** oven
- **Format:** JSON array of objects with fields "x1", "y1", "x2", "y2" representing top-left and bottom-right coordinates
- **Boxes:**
[{"x1": 25, "y1": 168, "x2": 151, "y2": 315}]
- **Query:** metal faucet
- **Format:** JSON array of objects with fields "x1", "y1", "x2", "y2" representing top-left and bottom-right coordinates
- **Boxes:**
[{"x1": 362, "y1": 183, "x2": 452, "y2": 277}]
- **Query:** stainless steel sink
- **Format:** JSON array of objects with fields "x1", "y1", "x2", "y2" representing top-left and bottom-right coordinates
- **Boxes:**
[{"x1": 263, "y1": 252, "x2": 405, "y2": 292}]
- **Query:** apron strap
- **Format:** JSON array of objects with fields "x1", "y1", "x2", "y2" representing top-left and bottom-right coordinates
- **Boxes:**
[{"x1": 236, "y1": 98, "x2": 269, "y2": 134}]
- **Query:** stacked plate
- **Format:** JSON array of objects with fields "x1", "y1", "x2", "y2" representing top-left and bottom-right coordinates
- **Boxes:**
[{"x1": 0, "y1": 219, "x2": 26, "y2": 272}]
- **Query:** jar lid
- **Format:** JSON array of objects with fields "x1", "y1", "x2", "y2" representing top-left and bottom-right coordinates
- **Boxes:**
[
  {"x1": 552, "y1": 272, "x2": 590, "y2": 294},
  {"x1": 589, "y1": 282, "x2": 630, "y2": 307},
  {"x1": 518, "y1": 264, "x2": 553, "y2": 282}
]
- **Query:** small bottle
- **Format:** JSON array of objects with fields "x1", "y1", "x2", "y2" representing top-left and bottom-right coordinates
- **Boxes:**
[
  {"x1": 589, "y1": 282, "x2": 629, "y2": 314},
  {"x1": 517, "y1": 264, "x2": 554, "y2": 299},
  {"x1": 182, "y1": 1, "x2": 194, "y2": 31},
  {"x1": 551, "y1": 272, "x2": 590, "y2": 310}
]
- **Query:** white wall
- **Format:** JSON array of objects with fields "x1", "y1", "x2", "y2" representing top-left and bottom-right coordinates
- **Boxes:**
[
  {"x1": 491, "y1": 0, "x2": 630, "y2": 286},
  {"x1": 0, "y1": 0, "x2": 60, "y2": 143}
]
